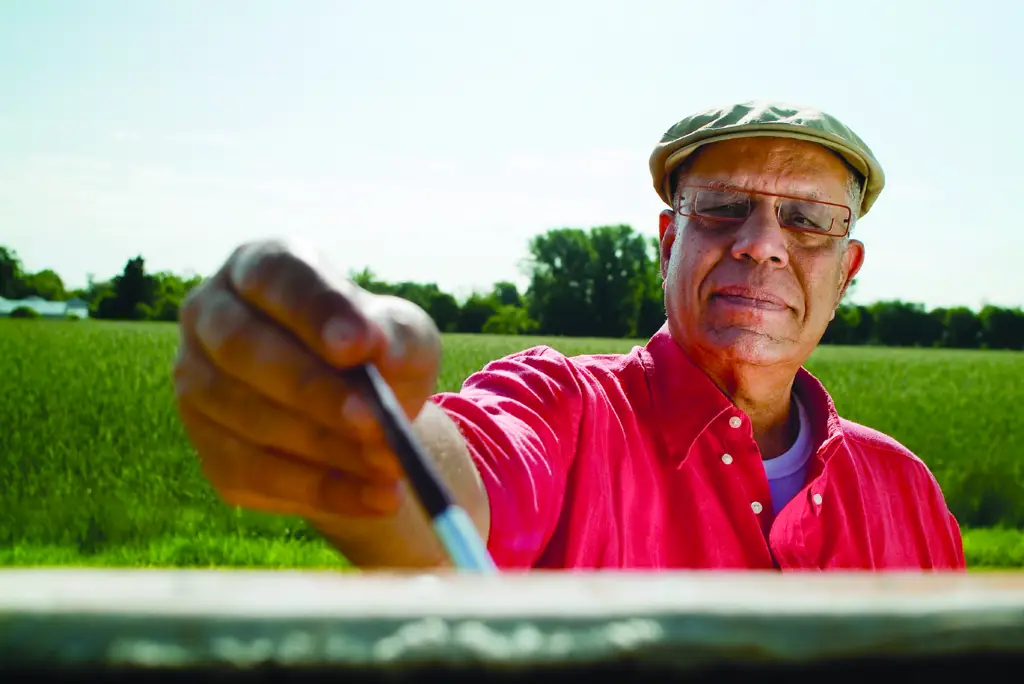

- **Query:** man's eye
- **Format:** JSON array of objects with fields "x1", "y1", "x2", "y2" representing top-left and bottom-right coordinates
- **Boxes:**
[
  {"x1": 789, "y1": 213, "x2": 826, "y2": 230},
  {"x1": 696, "y1": 200, "x2": 748, "y2": 219}
]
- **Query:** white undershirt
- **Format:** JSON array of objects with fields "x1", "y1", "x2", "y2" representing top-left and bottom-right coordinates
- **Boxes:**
[{"x1": 762, "y1": 393, "x2": 813, "y2": 516}]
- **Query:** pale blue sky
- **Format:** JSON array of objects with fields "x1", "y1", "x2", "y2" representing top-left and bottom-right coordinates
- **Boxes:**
[{"x1": 2, "y1": 0, "x2": 1021, "y2": 310}]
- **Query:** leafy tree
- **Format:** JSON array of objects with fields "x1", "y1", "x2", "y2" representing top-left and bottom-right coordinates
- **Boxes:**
[
  {"x1": 94, "y1": 256, "x2": 157, "y2": 320},
  {"x1": 21, "y1": 269, "x2": 67, "y2": 301},
  {"x1": 1, "y1": 242, "x2": 1021, "y2": 350},
  {"x1": 458, "y1": 293, "x2": 501, "y2": 333},
  {"x1": 482, "y1": 305, "x2": 538, "y2": 335},
  {"x1": 491, "y1": 281, "x2": 522, "y2": 308},
  {"x1": 0, "y1": 247, "x2": 25, "y2": 299},
  {"x1": 941, "y1": 307, "x2": 982, "y2": 349},
  {"x1": 635, "y1": 236, "x2": 666, "y2": 337},
  {"x1": 979, "y1": 305, "x2": 1024, "y2": 350},
  {"x1": 587, "y1": 224, "x2": 653, "y2": 338},
  {"x1": 524, "y1": 227, "x2": 596, "y2": 336},
  {"x1": 870, "y1": 300, "x2": 943, "y2": 347},
  {"x1": 523, "y1": 225, "x2": 659, "y2": 338}
]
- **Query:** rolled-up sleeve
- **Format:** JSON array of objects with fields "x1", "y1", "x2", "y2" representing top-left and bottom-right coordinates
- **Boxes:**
[{"x1": 430, "y1": 346, "x2": 584, "y2": 569}]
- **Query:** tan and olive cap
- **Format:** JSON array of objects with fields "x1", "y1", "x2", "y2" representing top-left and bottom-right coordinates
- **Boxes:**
[{"x1": 649, "y1": 100, "x2": 885, "y2": 217}]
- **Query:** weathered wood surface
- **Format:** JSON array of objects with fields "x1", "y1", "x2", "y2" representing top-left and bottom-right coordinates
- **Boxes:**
[{"x1": 1, "y1": 569, "x2": 1023, "y2": 676}]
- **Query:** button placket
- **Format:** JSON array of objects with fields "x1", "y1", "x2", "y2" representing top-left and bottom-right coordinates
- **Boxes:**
[{"x1": 720, "y1": 413, "x2": 771, "y2": 526}]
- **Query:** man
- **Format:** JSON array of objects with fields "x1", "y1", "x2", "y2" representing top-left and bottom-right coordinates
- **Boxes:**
[{"x1": 173, "y1": 100, "x2": 966, "y2": 571}]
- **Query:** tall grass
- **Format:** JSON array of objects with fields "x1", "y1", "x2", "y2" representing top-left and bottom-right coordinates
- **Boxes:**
[{"x1": 2, "y1": 320, "x2": 1021, "y2": 568}]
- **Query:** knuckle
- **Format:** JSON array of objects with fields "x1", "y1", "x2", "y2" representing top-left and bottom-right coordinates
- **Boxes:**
[
  {"x1": 225, "y1": 241, "x2": 254, "y2": 267},
  {"x1": 178, "y1": 278, "x2": 211, "y2": 328},
  {"x1": 173, "y1": 353, "x2": 218, "y2": 406},
  {"x1": 231, "y1": 240, "x2": 300, "y2": 303},
  {"x1": 183, "y1": 413, "x2": 237, "y2": 493},
  {"x1": 176, "y1": 402, "x2": 203, "y2": 442},
  {"x1": 380, "y1": 297, "x2": 441, "y2": 364},
  {"x1": 194, "y1": 289, "x2": 254, "y2": 360},
  {"x1": 181, "y1": 405, "x2": 290, "y2": 515},
  {"x1": 170, "y1": 346, "x2": 194, "y2": 398},
  {"x1": 392, "y1": 295, "x2": 439, "y2": 336},
  {"x1": 307, "y1": 282, "x2": 362, "y2": 327}
]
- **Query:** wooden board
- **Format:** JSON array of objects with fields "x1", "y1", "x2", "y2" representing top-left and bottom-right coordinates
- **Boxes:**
[{"x1": 2, "y1": 569, "x2": 1024, "y2": 680}]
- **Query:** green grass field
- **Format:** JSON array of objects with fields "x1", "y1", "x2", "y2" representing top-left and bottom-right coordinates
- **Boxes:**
[{"x1": 2, "y1": 319, "x2": 1023, "y2": 569}]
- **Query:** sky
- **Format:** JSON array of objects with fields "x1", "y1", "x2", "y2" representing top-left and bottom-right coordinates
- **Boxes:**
[{"x1": 1, "y1": 0, "x2": 1021, "y2": 310}]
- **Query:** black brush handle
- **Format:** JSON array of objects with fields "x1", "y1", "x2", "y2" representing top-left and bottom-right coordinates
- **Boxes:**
[{"x1": 343, "y1": 363, "x2": 453, "y2": 520}]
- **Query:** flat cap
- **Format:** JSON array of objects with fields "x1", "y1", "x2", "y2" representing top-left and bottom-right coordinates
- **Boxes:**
[{"x1": 649, "y1": 100, "x2": 885, "y2": 217}]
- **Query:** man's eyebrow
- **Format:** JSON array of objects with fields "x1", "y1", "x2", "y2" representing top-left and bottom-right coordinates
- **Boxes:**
[
  {"x1": 693, "y1": 179, "x2": 743, "y2": 192},
  {"x1": 699, "y1": 179, "x2": 828, "y2": 201},
  {"x1": 791, "y1": 185, "x2": 825, "y2": 201}
]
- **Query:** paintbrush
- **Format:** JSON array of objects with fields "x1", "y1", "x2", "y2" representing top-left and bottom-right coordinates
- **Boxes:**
[{"x1": 344, "y1": 363, "x2": 497, "y2": 572}]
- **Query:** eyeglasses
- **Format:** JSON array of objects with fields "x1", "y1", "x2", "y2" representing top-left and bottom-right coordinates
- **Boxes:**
[{"x1": 675, "y1": 184, "x2": 853, "y2": 238}]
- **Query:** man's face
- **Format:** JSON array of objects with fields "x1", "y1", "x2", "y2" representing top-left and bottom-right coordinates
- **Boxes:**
[{"x1": 659, "y1": 136, "x2": 865, "y2": 369}]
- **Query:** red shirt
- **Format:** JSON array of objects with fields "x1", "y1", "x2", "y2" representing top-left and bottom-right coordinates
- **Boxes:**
[{"x1": 431, "y1": 326, "x2": 966, "y2": 571}]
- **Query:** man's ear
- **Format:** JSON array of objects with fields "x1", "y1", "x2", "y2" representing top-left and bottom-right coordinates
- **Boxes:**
[
  {"x1": 658, "y1": 210, "x2": 676, "y2": 281},
  {"x1": 836, "y1": 238, "x2": 865, "y2": 306},
  {"x1": 659, "y1": 209, "x2": 675, "y2": 241}
]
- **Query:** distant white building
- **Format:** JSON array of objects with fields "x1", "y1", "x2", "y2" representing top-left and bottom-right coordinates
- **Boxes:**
[{"x1": 0, "y1": 296, "x2": 90, "y2": 319}]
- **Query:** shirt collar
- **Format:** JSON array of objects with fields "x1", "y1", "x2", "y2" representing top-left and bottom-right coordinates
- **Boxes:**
[{"x1": 639, "y1": 324, "x2": 846, "y2": 465}]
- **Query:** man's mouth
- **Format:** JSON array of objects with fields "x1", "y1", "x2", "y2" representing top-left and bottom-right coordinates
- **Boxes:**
[{"x1": 710, "y1": 286, "x2": 790, "y2": 311}]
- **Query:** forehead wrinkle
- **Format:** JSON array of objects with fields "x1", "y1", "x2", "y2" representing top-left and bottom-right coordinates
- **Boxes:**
[
  {"x1": 687, "y1": 175, "x2": 828, "y2": 202},
  {"x1": 681, "y1": 138, "x2": 848, "y2": 203}
]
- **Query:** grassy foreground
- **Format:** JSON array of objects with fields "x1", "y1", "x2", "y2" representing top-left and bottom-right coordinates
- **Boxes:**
[{"x1": 2, "y1": 319, "x2": 1022, "y2": 569}]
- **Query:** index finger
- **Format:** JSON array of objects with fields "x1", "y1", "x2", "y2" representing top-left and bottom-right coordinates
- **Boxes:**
[{"x1": 226, "y1": 240, "x2": 386, "y2": 369}]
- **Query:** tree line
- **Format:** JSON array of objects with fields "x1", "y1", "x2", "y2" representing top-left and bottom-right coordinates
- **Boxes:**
[
  {"x1": 2, "y1": 230, "x2": 1022, "y2": 350},
  {"x1": 1, "y1": 246, "x2": 202, "y2": 323}
]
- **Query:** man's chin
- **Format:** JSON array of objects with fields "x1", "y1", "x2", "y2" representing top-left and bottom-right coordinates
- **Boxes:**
[{"x1": 696, "y1": 326, "x2": 797, "y2": 366}]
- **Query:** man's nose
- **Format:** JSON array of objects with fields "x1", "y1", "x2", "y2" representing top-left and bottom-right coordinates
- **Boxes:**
[{"x1": 729, "y1": 203, "x2": 790, "y2": 267}]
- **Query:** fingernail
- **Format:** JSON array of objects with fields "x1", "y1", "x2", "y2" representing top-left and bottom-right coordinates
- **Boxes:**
[{"x1": 360, "y1": 483, "x2": 401, "y2": 513}]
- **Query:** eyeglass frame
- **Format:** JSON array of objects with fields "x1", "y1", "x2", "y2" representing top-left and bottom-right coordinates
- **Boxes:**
[{"x1": 673, "y1": 183, "x2": 854, "y2": 238}]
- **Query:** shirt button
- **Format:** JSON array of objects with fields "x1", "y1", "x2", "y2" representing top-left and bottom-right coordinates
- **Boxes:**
[
  {"x1": 812, "y1": 493, "x2": 823, "y2": 505},
  {"x1": 751, "y1": 501, "x2": 763, "y2": 515},
  {"x1": 729, "y1": 416, "x2": 742, "y2": 429},
  {"x1": 721, "y1": 453, "x2": 733, "y2": 465}
]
